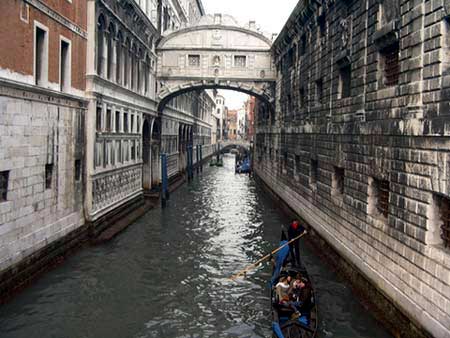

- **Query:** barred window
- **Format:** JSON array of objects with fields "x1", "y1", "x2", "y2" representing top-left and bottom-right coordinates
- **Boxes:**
[
  {"x1": 333, "y1": 167, "x2": 345, "y2": 196},
  {"x1": 434, "y1": 195, "x2": 450, "y2": 248},
  {"x1": 45, "y1": 164, "x2": 53, "y2": 189},
  {"x1": 339, "y1": 65, "x2": 351, "y2": 99},
  {"x1": 75, "y1": 160, "x2": 81, "y2": 181},
  {"x1": 380, "y1": 42, "x2": 400, "y2": 87},
  {"x1": 188, "y1": 55, "x2": 200, "y2": 67},
  {"x1": 374, "y1": 178, "x2": 390, "y2": 218},
  {"x1": 315, "y1": 79, "x2": 323, "y2": 105},
  {"x1": 0, "y1": 171, "x2": 9, "y2": 202}
]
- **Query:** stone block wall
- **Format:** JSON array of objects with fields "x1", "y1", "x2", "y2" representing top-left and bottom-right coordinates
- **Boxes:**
[
  {"x1": 255, "y1": 0, "x2": 450, "y2": 337},
  {"x1": 0, "y1": 80, "x2": 86, "y2": 275}
]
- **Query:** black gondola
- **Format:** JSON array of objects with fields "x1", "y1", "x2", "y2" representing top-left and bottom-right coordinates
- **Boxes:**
[{"x1": 270, "y1": 232, "x2": 318, "y2": 338}]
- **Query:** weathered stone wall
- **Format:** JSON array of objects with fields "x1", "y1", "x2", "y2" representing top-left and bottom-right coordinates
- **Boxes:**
[
  {"x1": 255, "y1": 1, "x2": 450, "y2": 337},
  {"x1": 0, "y1": 80, "x2": 86, "y2": 275}
]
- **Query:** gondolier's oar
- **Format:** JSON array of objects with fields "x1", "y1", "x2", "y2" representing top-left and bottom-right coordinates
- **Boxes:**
[{"x1": 229, "y1": 230, "x2": 307, "y2": 281}]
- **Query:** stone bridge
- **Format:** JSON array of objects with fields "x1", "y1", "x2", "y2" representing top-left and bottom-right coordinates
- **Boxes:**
[
  {"x1": 219, "y1": 139, "x2": 251, "y2": 153},
  {"x1": 156, "y1": 14, "x2": 276, "y2": 112}
]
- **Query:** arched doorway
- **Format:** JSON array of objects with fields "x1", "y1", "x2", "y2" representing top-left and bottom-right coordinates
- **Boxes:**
[
  {"x1": 151, "y1": 118, "x2": 161, "y2": 187},
  {"x1": 142, "y1": 118, "x2": 151, "y2": 190}
]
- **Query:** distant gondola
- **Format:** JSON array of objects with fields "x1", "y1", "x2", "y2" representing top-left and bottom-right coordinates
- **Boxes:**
[{"x1": 270, "y1": 232, "x2": 318, "y2": 338}]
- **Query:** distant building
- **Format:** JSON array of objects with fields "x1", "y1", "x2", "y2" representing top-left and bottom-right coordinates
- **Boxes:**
[
  {"x1": 245, "y1": 97, "x2": 256, "y2": 141},
  {"x1": 226, "y1": 109, "x2": 238, "y2": 140},
  {"x1": 214, "y1": 94, "x2": 226, "y2": 141},
  {"x1": 237, "y1": 107, "x2": 246, "y2": 140}
]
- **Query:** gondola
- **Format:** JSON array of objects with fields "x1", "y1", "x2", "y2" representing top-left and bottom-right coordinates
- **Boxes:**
[
  {"x1": 270, "y1": 232, "x2": 318, "y2": 338},
  {"x1": 235, "y1": 157, "x2": 251, "y2": 174}
]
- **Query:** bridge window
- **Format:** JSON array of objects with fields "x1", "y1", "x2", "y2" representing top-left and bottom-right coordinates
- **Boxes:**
[
  {"x1": 188, "y1": 55, "x2": 200, "y2": 67},
  {"x1": 234, "y1": 55, "x2": 247, "y2": 68}
]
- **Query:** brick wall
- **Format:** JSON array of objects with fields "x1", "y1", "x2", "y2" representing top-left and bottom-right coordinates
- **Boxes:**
[
  {"x1": 256, "y1": 1, "x2": 450, "y2": 337},
  {"x1": 0, "y1": 0, "x2": 87, "y2": 91}
]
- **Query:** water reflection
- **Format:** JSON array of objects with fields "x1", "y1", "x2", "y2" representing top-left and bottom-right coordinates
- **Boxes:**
[{"x1": 0, "y1": 154, "x2": 391, "y2": 338}]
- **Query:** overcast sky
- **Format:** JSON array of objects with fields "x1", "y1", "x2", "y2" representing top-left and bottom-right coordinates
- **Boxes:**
[{"x1": 202, "y1": 0, "x2": 298, "y2": 109}]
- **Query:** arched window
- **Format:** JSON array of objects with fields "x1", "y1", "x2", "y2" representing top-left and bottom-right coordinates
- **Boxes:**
[
  {"x1": 96, "y1": 14, "x2": 107, "y2": 76},
  {"x1": 107, "y1": 23, "x2": 115, "y2": 80},
  {"x1": 124, "y1": 38, "x2": 130, "y2": 87},
  {"x1": 116, "y1": 31, "x2": 123, "y2": 85},
  {"x1": 130, "y1": 43, "x2": 136, "y2": 90},
  {"x1": 144, "y1": 54, "x2": 150, "y2": 94}
]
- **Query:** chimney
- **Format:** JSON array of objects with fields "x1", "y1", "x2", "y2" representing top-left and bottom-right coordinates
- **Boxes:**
[
  {"x1": 249, "y1": 20, "x2": 256, "y2": 30},
  {"x1": 214, "y1": 13, "x2": 222, "y2": 25}
]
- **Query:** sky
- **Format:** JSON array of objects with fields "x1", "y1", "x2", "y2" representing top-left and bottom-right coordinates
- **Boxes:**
[{"x1": 202, "y1": 0, "x2": 299, "y2": 109}]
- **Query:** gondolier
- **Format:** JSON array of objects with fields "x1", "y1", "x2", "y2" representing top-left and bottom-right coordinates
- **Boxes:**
[{"x1": 288, "y1": 220, "x2": 305, "y2": 268}]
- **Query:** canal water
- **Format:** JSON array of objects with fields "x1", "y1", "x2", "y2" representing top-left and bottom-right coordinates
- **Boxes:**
[{"x1": 0, "y1": 155, "x2": 391, "y2": 338}]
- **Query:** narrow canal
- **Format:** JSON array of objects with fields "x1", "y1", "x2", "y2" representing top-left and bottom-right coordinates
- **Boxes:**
[{"x1": 0, "y1": 155, "x2": 391, "y2": 338}]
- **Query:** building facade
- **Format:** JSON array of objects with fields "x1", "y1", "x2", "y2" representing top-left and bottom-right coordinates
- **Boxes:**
[
  {"x1": 85, "y1": 0, "x2": 160, "y2": 225},
  {"x1": 0, "y1": 0, "x2": 87, "y2": 284},
  {"x1": 254, "y1": 1, "x2": 450, "y2": 337}
]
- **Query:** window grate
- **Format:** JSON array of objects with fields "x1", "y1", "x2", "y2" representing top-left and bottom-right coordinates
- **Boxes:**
[
  {"x1": 376, "y1": 179, "x2": 390, "y2": 218},
  {"x1": 0, "y1": 171, "x2": 9, "y2": 202},
  {"x1": 382, "y1": 43, "x2": 400, "y2": 86},
  {"x1": 439, "y1": 197, "x2": 450, "y2": 248}
]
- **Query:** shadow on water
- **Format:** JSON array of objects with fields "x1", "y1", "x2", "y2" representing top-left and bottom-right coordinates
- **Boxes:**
[{"x1": 0, "y1": 154, "x2": 391, "y2": 338}]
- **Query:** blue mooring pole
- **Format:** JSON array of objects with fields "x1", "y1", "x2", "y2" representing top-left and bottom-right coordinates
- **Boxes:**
[
  {"x1": 187, "y1": 145, "x2": 193, "y2": 181},
  {"x1": 199, "y1": 145, "x2": 203, "y2": 173},
  {"x1": 196, "y1": 145, "x2": 200, "y2": 174},
  {"x1": 161, "y1": 153, "x2": 168, "y2": 208}
]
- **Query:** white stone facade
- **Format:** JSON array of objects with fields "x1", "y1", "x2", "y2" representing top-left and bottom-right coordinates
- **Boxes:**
[{"x1": 0, "y1": 80, "x2": 86, "y2": 273}]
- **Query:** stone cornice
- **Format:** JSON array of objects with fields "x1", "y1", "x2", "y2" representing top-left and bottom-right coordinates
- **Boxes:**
[
  {"x1": 0, "y1": 78, "x2": 88, "y2": 108},
  {"x1": 25, "y1": 0, "x2": 87, "y2": 39}
]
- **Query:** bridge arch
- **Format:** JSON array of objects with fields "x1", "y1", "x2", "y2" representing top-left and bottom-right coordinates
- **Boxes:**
[{"x1": 156, "y1": 14, "x2": 276, "y2": 113}]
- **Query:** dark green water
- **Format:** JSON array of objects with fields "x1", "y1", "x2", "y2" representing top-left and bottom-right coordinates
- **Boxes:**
[{"x1": 0, "y1": 154, "x2": 391, "y2": 338}]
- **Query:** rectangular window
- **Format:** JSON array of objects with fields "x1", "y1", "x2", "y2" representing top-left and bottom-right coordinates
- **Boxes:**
[
  {"x1": 433, "y1": 195, "x2": 450, "y2": 248},
  {"x1": 96, "y1": 107, "x2": 102, "y2": 132},
  {"x1": 45, "y1": 164, "x2": 53, "y2": 189},
  {"x1": 371, "y1": 178, "x2": 390, "y2": 218},
  {"x1": 35, "y1": 25, "x2": 48, "y2": 86},
  {"x1": 123, "y1": 112, "x2": 129, "y2": 133},
  {"x1": 131, "y1": 114, "x2": 135, "y2": 133},
  {"x1": 188, "y1": 55, "x2": 200, "y2": 67},
  {"x1": 115, "y1": 111, "x2": 121, "y2": 132},
  {"x1": 20, "y1": 2, "x2": 29, "y2": 23},
  {"x1": 318, "y1": 16, "x2": 326, "y2": 39},
  {"x1": 74, "y1": 160, "x2": 81, "y2": 181},
  {"x1": 333, "y1": 166, "x2": 345, "y2": 196},
  {"x1": 60, "y1": 39, "x2": 70, "y2": 92},
  {"x1": 295, "y1": 155, "x2": 301, "y2": 176},
  {"x1": 0, "y1": 171, "x2": 9, "y2": 202},
  {"x1": 106, "y1": 109, "x2": 112, "y2": 132},
  {"x1": 380, "y1": 42, "x2": 400, "y2": 87},
  {"x1": 131, "y1": 140, "x2": 136, "y2": 161},
  {"x1": 339, "y1": 65, "x2": 351, "y2": 99},
  {"x1": 300, "y1": 35, "x2": 306, "y2": 56},
  {"x1": 310, "y1": 159, "x2": 318, "y2": 187},
  {"x1": 299, "y1": 87, "x2": 305, "y2": 108},
  {"x1": 315, "y1": 79, "x2": 323, "y2": 105},
  {"x1": 117, "y1": 141, "x2": 122, "y2": 163},
  {"x1": 234, "y1": 55, "x2": 247, "y2": 68}
]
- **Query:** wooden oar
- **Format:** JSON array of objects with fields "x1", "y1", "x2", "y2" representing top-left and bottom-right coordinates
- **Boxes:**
[{"x1": 229, "y1": 231, "x2": 308, "y2": 281}]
